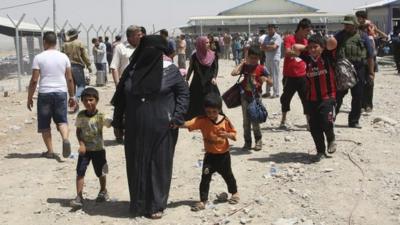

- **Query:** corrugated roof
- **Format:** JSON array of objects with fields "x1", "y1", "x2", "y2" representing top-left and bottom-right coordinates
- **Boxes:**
[
  {"x1": 218, "y1": 0, "x2": 319, "y2": 16},
  {"x1": 189, "y1": 13, "x2": 344, "y2": 21},
  {"x1": 0, "y1": 16, "x2": 52, "y2": 36},
  {"x1": 355, "y1": 0, "x2": 400, "y2": 9}
]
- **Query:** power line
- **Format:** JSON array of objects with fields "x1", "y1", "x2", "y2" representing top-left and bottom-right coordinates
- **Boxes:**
[{"x1": 0, "y1": 0, "x2": 49, "y2": 11}]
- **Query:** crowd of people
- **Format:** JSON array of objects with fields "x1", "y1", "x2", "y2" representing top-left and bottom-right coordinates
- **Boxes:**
[{"x1": 26, "y1": 9, "x2": 394, "y2": 220}]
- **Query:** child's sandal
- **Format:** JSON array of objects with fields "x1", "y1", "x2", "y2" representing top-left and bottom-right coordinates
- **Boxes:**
[
  {"x1": 191, "y1": 202, "x2": 206, "y2": 212},
  {"x1": 228, "y1": 195, "x2": 240, "y2": 205}
]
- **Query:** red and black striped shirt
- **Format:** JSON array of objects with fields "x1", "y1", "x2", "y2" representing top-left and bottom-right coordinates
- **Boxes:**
[{"x1": 300, "y1": 50, "x2": 336, "y2": 101}]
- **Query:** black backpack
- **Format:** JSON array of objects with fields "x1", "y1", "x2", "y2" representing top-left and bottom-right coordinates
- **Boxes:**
[{"x1": 335, "y1": 58, "x2": 358, "y2": 91}]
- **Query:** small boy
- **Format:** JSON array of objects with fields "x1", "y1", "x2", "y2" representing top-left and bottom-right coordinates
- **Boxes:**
[
  {"x1": 181, "y1": 94, "x2": 239, "y2": 211},
  {"x1": 294, "y1": 35, "x2": 337, "y2": 161},
  {"x1": 70, "y1": 87, "x2": 110, "y2": 208},
  {"x1": 231, "y1": 46, "x2": 272, "y2": 151}
]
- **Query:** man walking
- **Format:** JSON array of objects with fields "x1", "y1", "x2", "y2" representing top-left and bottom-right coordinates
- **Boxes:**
[
  {"x1": 335, "y1": 15, "x2": 375, "y2": 128},
  {"x1": 92, "y1": 37, "x2": 108, "y2": 82},
  {"x1": 110, "y1": 25, "x2": 144, "y2": 143},
  {"x1": 27, "y1": 31, "x2": 76, "y2": 159},
  {"x1": 62, "y1": 28, "x2": 92, "y2": 112},
  {"x1": 262, "y1": 24, "x2": 282, "y2": 98},
  {"x1": 110, "y1": 25, "x2": 143, "y2": 86}
]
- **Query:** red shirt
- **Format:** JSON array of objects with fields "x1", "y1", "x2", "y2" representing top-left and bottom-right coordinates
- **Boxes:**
[
  {"x1": 283, "y1": 35, "x2": 308, "y2": 77},
  {"x1": 240, "y1": 64, "x2": 269, "y2": 97},
  {"x1": 300, "y1": 50, "x2": 337, "y2": 101}
]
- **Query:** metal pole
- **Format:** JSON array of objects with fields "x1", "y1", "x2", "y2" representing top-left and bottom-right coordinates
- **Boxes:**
[
  {"x1": 96, "y1": 25, "x2": 103, "y2": 38},
  {"x1": 104, "y1": 26, "x2": 110, "y2": 39},
  {"x1": 111, "y1": 28, "x2": 117, "y2": 42},
  {"x1": 7, "y1": 14, "x2": 26, "y2": 92},
  {"x1": 200, "y1": 21, "x2": 203, "y2": 36},
  {"x1": 121, "y1": 0, "x2": 125, "y2": 39},
  {"x1": 53, "y1": 0, "x2": 56, "y2": 32},
  {"x1": 34, "y1": 17, "x2": 50, "y2": 51},
  {"x1": 248, "y1": 19, "x2": 251, "y2": 36},
  {"x1": 82, "y1": 24, "x2": 94, "y2": 56}
]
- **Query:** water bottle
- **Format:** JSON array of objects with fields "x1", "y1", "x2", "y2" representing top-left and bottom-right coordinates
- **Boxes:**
[{"x1": 270, "y1": 162, "x2": 277, "y2": 176}]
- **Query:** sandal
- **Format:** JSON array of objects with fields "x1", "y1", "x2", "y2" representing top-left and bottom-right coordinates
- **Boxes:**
[
  {"x1": 228, "y1": 195, "x2": 240, "y2": 205},
  {"x1": 215, "y1": 192, "x2": 228, "y2": 203},
  {"x1": 150, "y1": 211, "x2": 163, "y2": 219},
  {"x1": 62, "y1": 140, "x2": 71, "y2": 158},
  {"x1": 41, "y1": 151, "x2": 56, "y2": 159},
  {"x1": 191, "y1": 202, "x2": 206, "y2": 212}
]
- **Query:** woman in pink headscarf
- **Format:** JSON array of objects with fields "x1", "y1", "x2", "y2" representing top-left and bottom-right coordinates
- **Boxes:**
[{"x1": 185, "y1": 36, "x2": 220, "y2": 120}]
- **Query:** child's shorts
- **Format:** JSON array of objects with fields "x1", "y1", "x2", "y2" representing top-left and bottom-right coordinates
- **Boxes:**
[
  {"x1": 37, "y1": 92, "x2": 68, "y2": 132},
  {"x1": 76, "y1": 150, "x2": 108, "y2": 177}
]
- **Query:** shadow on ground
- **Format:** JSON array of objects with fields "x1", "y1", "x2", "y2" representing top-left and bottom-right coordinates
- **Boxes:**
[
  {"x1": 230, "y1": 147, "x2": 253, "y2": 156},
  {"x1": 47, "y1": 198, "x2": 130, "y2": 218},
  {"x1": 248, "y1": 152, "x2": 314, "y2": 164},
  {"x1": 167, "y1": 200, "x2": 197, "y2": 208},
  {"x1": 104, "y1": 140, "x2": 123, "y2": 147},
  {"x1": 5, "y1": 153, "x2": 64, "y2": 163}
]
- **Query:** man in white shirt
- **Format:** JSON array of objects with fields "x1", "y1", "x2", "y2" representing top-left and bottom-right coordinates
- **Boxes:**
[
  {"x1": 110, "y1": 25, "x2": 144, "y2": 143},
  {"x1": 92, "y1": 37, "x2": 108, "y2": 82},
  {"x1": 27, "y1": 31, "x2": 76, "y2": 159},
  {"x1": 262, "y1": 24, "x2": 283, "y2": 98},
  {"x1": 110, "y1": 25, "x2": 143, "y2": 86}
]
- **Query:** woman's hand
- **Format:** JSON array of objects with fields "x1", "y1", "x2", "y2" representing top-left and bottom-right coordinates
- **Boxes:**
[{"x1": 211, "y1": 78, "x2": 217, "y2": 85}]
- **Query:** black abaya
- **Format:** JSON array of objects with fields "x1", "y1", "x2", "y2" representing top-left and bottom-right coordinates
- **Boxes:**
[
  {"x1": 123, "y1": 64, "x2": 189, "y2": 215},
  {"x1": 185, "y1": 53, "x2": 220, "y2": 120}
]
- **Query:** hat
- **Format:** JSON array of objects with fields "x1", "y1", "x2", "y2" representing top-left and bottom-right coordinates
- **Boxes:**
[
  {"x1": 66, "y1": 28, "x2": 80, "y2": 39},
  {"x1": 342, "y1": 15, "x2": 359, "y2": 26}
]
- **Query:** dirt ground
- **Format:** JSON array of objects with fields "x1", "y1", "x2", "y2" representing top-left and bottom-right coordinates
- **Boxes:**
[{"x1": 0, "y1": 59, "x2": 399, "y2": 225}]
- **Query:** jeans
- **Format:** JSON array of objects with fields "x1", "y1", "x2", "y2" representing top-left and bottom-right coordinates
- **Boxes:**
[
  {"x1": 71, "y1": 64, "x2": 85, "y2": 100},
  {"x1": 241, "y1": 95, "x2": 262, "y2": 143},
  {"x1": 37, "y1": 92, "x2": 68, "y2": 132}
]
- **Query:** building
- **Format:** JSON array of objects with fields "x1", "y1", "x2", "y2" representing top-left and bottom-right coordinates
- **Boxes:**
[
  {"x1": 181, "y1": 0, "x2": 346, "y2": 35},
  {"x1": 355, "y1": 0, "x2": 400, "y2": 34}
]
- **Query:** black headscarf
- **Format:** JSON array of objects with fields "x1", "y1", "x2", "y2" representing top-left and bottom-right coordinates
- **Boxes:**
[
  {"x1": 111, "y1": 35, "x2": 168, "y2": 128},
  {"x1": 129, "y1": 35, "x2": 168, "y2": 95}
]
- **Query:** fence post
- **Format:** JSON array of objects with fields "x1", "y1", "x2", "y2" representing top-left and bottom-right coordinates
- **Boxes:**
[
  {"x1": 34, "y1": 17, "x2": 50, "y2": 51},
  {"x1": 7, "y1": 13, "x2": 26, "y2": 92}
]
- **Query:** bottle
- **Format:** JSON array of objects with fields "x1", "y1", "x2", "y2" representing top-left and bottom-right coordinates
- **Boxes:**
[{"x1": 270, "y1": 162, "x2": 277, "y2": 176}]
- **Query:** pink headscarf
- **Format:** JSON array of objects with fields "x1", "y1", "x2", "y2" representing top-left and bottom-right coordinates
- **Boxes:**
[{"x1": 195, "y1": 36, "x2": 215, "y2": 67}]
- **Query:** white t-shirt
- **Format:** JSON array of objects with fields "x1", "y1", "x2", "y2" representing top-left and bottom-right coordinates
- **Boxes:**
[{"x1": 32, "y1": 49, "x2": 71, "y2": 93}]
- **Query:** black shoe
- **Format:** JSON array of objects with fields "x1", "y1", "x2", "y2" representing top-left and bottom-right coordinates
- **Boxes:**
[
  {"x1": 349, "y1": 123, "x2": 362, "y2": 129},
  {"x1": 312, "y1": 152, "x2": 329, "y2": 162},
  {"x1": 327, "y1": 140, "x2": 337, "y2": 154}
]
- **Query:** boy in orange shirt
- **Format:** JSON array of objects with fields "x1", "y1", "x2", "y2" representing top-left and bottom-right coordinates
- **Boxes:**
[{"x1": 181, "y1": 93, "x2": 239, "y2": 211}]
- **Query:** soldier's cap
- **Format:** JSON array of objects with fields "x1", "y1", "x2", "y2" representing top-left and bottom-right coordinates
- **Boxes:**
[
  {"x1": 342, "y1": 15, "x2": 359, "y2": 26},
  {"x1": 66, "y1": 28, "x2": 80, "y2": 38}
]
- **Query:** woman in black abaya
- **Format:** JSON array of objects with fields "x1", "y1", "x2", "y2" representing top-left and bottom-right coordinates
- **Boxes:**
[
  {"x1": 111, "y1": 35, "x2": 189, "y2": 219},
  {"x1": 185, "y1": 36, "x2": 220, "y2": 120}
]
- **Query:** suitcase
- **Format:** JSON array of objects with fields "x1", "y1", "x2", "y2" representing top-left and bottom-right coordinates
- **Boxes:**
[{"x1": 96, "y1": 70, "x2": 106, "y2": 86}]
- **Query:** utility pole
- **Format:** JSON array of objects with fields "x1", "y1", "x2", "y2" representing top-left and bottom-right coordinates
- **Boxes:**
[
  {"x1": 121, "y1": 0, "x2": 125, "y2": 38},
  {"x1": 53, "y1": 0, "x2": 56, "y2": 32}
]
